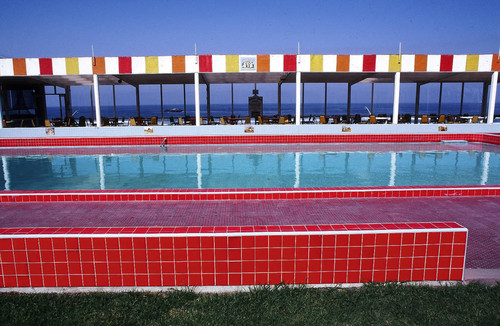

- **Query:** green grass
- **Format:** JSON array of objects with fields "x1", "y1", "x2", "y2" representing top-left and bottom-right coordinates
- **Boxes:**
[{"x1": 0, "y1": 282, "x2": 499, "y2": 325}]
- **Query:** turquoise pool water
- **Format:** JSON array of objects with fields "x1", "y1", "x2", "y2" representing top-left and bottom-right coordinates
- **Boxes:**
[{"x1": 1, "y1": 144, "x2": 499, "y2": 190}]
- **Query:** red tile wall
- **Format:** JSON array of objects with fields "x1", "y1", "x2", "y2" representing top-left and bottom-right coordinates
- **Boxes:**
[
  {"x1": 0, "y1": 133, "x2": 488, "y2": 147},
  {"x1": 0, "y1": 223, "x2": 467, "y2": 288},
  {"x1": 1, "y1": 186, "x2": 498, "y2": 203}
]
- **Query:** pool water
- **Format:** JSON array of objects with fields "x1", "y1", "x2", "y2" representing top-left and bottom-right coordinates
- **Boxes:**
[{"x1": 1, "y1": 144, "x2": 499, "y2": 190}]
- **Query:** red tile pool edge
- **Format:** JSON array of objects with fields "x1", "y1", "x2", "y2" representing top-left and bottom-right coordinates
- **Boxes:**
[
  {"x1": 0, "y1": 223, "x2": 467, "y2": 287},
  {"x1": 1, "y1": 186, "x2": 499, "y2": 202},
  {"x1": 0, "y1": 133, "x2": 498, "y2": 147}
]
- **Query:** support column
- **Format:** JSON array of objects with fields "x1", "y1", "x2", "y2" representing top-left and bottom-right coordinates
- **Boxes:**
[
  {"x1": 392, "y1": 72, "x2": 400, "y2": 124},
  {"x1": 295, "y1": 72, "x2": 301, "y2": 125},
  {"x1": 183, "y1": 84, "x2": 187, "y2": 117},
  {"x1": 278, "y1": 83, "x2": 282, "y2": 117},
  {"x1": 194, "y1": 72, "x2": 200, "y2": 126},
  {"x1": 64, "y1": 86, "x2": 72, "y2": 118},
  {"x1": 206, "y1": 83, "x2": 211, "y2": 119},
  {"x1": 301, "y1": 82, "x2": 305, "y2": 117},
  {"x1": 90, "y1": 86, "x2": 94, "y2": 122},
  {"x1": 414, "y1": 83, "x2": 421, "y2": 124},
  {"x1": 231, "y1": 83, "x2": 234, "y2": 116},
  {"x1": 370, "y1": 83, "x2": 374, "y2": 115},
  {"x1": 487, "y1": 71, "x2": 498, "y2": 124},
  {"x1": 135, "y1": 85, "x2": 140, "y2": 117},
  {"x1": 460, "y1": 82, "x2": 464, "y2": 115},
  {"x1": 0, "y1": 86, "x2": 3, "y2": 129},
  {"x1": 93, "y1": 74, "x2": 101, "y2": 127},
  {"x1": 112, "y1": 85, "x2": 117, "y2": 119},
  {"x1": 324, "y1": 82, "x2": 328, "y2": 116},
  {"x1": 347, "y1": 83, "x2": 352, "y2": 118},
  {"x1": 481, "y1": 82, "x2": 489, "y2": 116},
  {"x1": 160, "y1": 84, "x2": 164, "y2": 125},
  {"x1": 438, "y1": 82, "x2": 443, "y2": 116}
]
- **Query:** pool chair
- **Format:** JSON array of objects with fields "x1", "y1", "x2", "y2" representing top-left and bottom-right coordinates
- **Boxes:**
[
  {"x1": 472, "y1": 115, "x2": 479, "y2": 123},
  {"x1": 177, "y1": 117, "x2": 184, "y2": 125},
  {"x1": 258, "y1": 116, "x2": 269, "y2": 125},
  {"x1": 245, "y1": 117, "x2": 251, "y2": 124},
  {"x1": 44, "y1": 120, "x2": 52, "y2": 127},
  {"x1": 446, "y1": 114, "x2": 455, "y2": 123},
  {"x1": 129, "y1": 118, "x2": 137, "y2": 126},
  {"x1": 319, "y1": 115, "x2": 327, "y2": 124},
  {"x1": 421, "y1": 115, "x2": 429, "y2": 124},
  {"x1": 150, "y1": 116, "x2": 158, "y2": 125},
  {"x1": 368, "y1": 115, "x2": 377, "y2": 124},
  {"x1": 220, "y1": 117, "x2": 227, "y2": 125},
  {"x1": 437, "y1": 115, "x2": 446, "y2": 123}
]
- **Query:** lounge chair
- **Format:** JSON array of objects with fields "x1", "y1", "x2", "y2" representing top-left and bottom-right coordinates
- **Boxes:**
[
  {"x1": 245, "y1": 117, "x2": 251, "y2": 124},
  {"x1": 129, "y1": 118, "x2": 137, "y2": 126},
  {"x1": 319, "y1": 115, "x2": 327, "y2": 124},
  {"x1": 472, "y1": 115, "x2": 479, "y2": 123},
  {"x1": 368, "y1": 115, "x2": 377, "y2": 124},
  {"x1": 220, "y1": 117, "x2": 227, "y2": 125},
  {"x1": 150, "y1": 116, "x2": 158, "y2": 125},
  {"x1": 44, "y1": 120, "x2": 52, "y2": 127},
  {"x1": 446, "y1": 114, "x2": 455, "y2": 123},
  {"x1": 421, "y1": 115, "x2": 429, "y2": 124},
  {"x1": 437, "y1": 115, "x2": 446, "y2": 123}
]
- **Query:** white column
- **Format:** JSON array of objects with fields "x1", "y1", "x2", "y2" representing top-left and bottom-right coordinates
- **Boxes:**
[
  {"x1": 93, "y1": 74, "x2": 102, "y2": 127},
  {"x1": 487, "y1": 71, "x2": 498, "y2": 124},
  {"x1": 194, "y1": 72, "x2": 200, "y2": 126},
  {"x1": 392, "y1": 72, "x2": 400, "y2": 124},
  {"x1": 0, "y1": 88, "x2": 3, "y2": 129},
  {"x1": 295, "y1": 72, "x2": 301, "y2": 125}
]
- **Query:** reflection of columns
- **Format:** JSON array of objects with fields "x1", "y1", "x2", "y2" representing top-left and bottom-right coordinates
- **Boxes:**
[
  {"x1": 294, "y1": 152, "x2": 300, "y2": 188},
  {"x1": 487, "y1": 71, "x2": 498, "y2": 124},
  {"x1": 389, "y1": 152, "x2": 396, "y2": 186},
  {"x1": 92, "y1": 74, "x2": 101, "y2": 127},
  {"x1": 392, "y1": 72, "x2": 400, "y2": 124},
  {"x1": 481, "y1": 152, "x2": 490, "y2": 185},
  {"x1": 295, "y1": 72, "x2": 301, "y2": 125},
  {"x1": 2, "y1": 156, "x2": 10, "y2": 190},
  {"x1": 197, "y1": 154, "x2": 202, "y2": 189},
  {"x1": 194, "y1": 73, "x2": 200, "y2": 126},
  {"x1": 98, "y1": 155, "x2": 105, "y2": 190},
  {"x1": 0, "y1": 86, "x2": 4, "y2": 129}
]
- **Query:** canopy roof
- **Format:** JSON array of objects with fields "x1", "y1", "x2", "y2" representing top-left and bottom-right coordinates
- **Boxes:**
[{"x1": 0, "y1": 54, "x2": 498, "y2": 88}]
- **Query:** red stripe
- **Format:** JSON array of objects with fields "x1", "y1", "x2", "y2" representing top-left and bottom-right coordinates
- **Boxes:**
[
  {"x1": 118, "y1": 57, "x2": 132, "y2": 74},
  {"x1": 199, "y1": 55, "x2": 212, "y2": 72},
  {"x1": 283, "y1": 55, "x2": 296, "y2": 71},
  {"x1": 363, "y1": 55, "x2": 376, "y2": 71},
  {"x1": 440, "y1": 55, "x2": 453, "y2": 72},
  {"x1": 39, "y1": 58, "x2": 53, "y2": 75}
]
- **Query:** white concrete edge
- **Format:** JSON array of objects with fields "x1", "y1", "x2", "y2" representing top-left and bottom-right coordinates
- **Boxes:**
[
  {"x1": 1, "y1": 186, "x2": 499, "y2": 197},
  {"x1": 0, "y1": 227, "x2": 468, "y2": 239},
  {"x1": 0, "y1": 281, "x2": 463, "y2": 294}
]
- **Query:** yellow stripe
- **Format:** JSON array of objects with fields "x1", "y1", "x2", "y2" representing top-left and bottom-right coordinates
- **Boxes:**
[
  {"x1": 65, "y1": 57, "x2": 79, "y2": 75},
  {"x1": 310, "y1": 55, "x2": 323, "y2": 72},
  {"x1": 226, "y1": 55, "x2": 239, "y2": 72},
  {"x1": 465, "y1": 55, "x2": 479, "y2": 72},
  {"x1": 145, "y1": 56, "x2": 159, "y2": 73},
  {"x1": 389, "y1": 55, "x2": 401, "y2": 72}
]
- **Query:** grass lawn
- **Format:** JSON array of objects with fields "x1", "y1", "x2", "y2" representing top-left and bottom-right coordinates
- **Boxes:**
[{"x1": 0, "y1": 282, "x2": 499, "y2": 325}]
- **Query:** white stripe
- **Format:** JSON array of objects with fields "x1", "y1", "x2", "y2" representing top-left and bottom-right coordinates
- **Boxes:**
[{"x1": 0, "y1": 228, "x2": 467, "y2": 239}]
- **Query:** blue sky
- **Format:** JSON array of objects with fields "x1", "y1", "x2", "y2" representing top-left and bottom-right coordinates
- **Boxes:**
[{"x1": 1, "y1": 0, "x2": 498, "y2": 108}]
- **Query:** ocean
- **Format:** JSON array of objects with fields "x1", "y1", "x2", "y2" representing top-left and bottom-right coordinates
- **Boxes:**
[{"x1": 48, "y1": 102, "x2": 484, "y2": 120}]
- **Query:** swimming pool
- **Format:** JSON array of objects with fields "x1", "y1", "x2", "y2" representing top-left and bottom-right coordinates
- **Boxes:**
[{"x1": 1, "y1": 143, "x2": 499, "y2": 191}]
